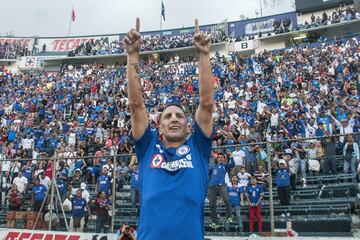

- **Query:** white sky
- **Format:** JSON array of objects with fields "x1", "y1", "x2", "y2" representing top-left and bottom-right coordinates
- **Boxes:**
[{"x1": 0, "y1": 0, "x2": 295, "y2": 37}]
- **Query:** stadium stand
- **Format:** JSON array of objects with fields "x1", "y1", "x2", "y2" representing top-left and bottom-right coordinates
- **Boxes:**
[{"x1": 0, "y1": 3, "x2": 359, "y2": 238}]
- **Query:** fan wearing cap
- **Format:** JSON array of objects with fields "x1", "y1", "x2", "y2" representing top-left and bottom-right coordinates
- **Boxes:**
[{"x1": 275, "y1": 159, "x2": 291, "y2": 206}]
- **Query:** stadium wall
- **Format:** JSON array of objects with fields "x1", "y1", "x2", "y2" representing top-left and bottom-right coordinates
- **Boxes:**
[
  {"x1": 41, "y1": 42, "x2": 227, "y2": 71},
  {"x1": 0, "y1": 229, "x2": 356, "y2": 240}
]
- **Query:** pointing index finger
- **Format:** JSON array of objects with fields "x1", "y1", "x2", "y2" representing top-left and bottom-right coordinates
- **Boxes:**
[
  {"x1": 136, "y1": 17, "x2": 140, "y2": 32},
  {"x1": 195, "y1": 19, "x2": 199, "y2": 33}
]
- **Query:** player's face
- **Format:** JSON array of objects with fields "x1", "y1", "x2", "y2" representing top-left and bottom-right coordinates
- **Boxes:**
[{"x1": 160, "y1": 106, "x2": 187, "y2": 143}]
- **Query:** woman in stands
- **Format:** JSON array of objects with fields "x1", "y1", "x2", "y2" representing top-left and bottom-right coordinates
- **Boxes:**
[{"x1": 7, "y1": 184, "x2": 22, "y2": 211}]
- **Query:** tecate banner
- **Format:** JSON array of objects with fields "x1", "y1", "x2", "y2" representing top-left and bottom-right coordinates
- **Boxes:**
[{"x1": 37, "y1": 35, "x2": 120, "y2": 52}]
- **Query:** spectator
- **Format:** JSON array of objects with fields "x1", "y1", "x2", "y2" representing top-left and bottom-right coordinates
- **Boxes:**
[
  {"x1": 7, "y1": 184, "x2": 22, "y2": 211},
  {"x1": 1, "y1": 171, "x2": 12, "y2": 206},
  {"x1": 129, "y1": 161, "x2": 139, "y2": 208},
  {"x1": 275, "y1": 159, "x2": 291, "y2": 206},
  {"x1": 118, "y1": 223, "x2": 137, "y2": 240},
  {"x1": 12, "y1": 171, "x2": 28, "y2": 194},
  {"x1": 307, "y1": 141, "x2": 320, "y2": 176},
  {"x1": 96, "y1": 166, "x2": 111, "y2": 196},
  {"x1": 284, "y1": 149, "x2": 297, "y2": 190},
  {"x1": 208, "y1": 153, "x2": 234, "y2": 229},
  {"x1": 31, "y1": 178, "x2": 48, "y2": 212},
  {"x1": 70, "y1": 189, "x2": 92, "y2": 232},
  {"x1": 227, "y1": 175, "x2": 243, "y2": 231},
  {"x1": 246, "y1": 177, "x2": 263, "y2": 234},
  {"x1": 253, "y1": 165, "x2": 269, "y2": 190},
  {"x1": 237, "y1": 166, "x2": 251, "y2": 206},
  {"x1": 95, "y1": 191, "x2": 111, "y2": 233},
  {"x1": 70, "y1": 168, "x2": 83, "y2": 192},
  {"x1": 231, "y1": 145, "x2": 246, "y2": 167},
  {"x1": 39, "y1": 169, "x2": 51, "y2": 188},
  {"x1": 343, "y1": 135, "x2": 360, "y2": 174},
  {"x1": 44, "y1": 206, "x2": 60, "y2": 231},
  {"x1": 293, "y1": 141, "x2": 307, "y2": 186}
]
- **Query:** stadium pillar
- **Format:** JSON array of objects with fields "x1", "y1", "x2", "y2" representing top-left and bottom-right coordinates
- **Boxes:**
[
  {"x1": 111, "y1": 154, "x2": 117, "y2": 232},
  {"x1": 49, "y1": 158, "x2": 56, "y2": 230},
  {"x1": 266, "y1": 141, "x2": 275, "y2": 235}
]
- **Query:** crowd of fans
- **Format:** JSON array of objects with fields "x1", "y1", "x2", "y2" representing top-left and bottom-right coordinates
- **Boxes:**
[
  {"x1": 0, "y1": 42, "x2": 30, "y2": 59},
  {"x1": 303, "y1": 7, "x2": 360, "y2": 29},
  {"x1": 68, "y1": 33, "x2": 219, "y2": 57},
  {"x1": 0, "y1": 31, "x2": 359, "y2": 233}
]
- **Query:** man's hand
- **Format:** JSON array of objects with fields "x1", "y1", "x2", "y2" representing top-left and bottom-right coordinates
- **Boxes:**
[
  {"x1": 123, "y1": 18, "x2": 142, "y2": 55},
  {"x1": 193, "y1": 19, "x2": 211, "y2": 55}
]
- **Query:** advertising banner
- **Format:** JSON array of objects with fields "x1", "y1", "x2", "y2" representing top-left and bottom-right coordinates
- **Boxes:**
[
  {"x1": 38, "y1": 35, "x2": 120, "y2": 52},
  {"x1": 0, "y1": 38, "x2": 35, "y2": 51}
]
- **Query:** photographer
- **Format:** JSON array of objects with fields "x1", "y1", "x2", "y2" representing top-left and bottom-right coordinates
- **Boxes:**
[{"x1": 118, "y1": 223, "x2": 136, "y2": 240}]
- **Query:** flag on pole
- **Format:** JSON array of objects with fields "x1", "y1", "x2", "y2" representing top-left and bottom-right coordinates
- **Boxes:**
[
  {"x1": 71, "y1": 8, "x2": 76, "y2": 22},
  {"x1": 252, "y1": 61, "x2": 262, "y2": 74},
  {"x1": 161, "y1": 1, "x2": 165, "y2": 21}
]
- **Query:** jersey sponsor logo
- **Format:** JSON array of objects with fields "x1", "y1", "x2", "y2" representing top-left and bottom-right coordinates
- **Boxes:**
[
  {"x1": 176, "y1": 145, "x2": 190, "y2": 156},
  {"x1": 150, "y1": 153, "x2": 194, "y2": 172},
  {"x1": 150, "y1": 154, "x2": 164, "y2": 168}
]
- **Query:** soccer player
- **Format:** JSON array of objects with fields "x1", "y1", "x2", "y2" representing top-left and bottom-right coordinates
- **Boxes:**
[{"x1": 124, "y1": 18, "x2": 214, "y2": 240}]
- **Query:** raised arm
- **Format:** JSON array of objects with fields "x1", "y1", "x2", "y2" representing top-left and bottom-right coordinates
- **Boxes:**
[
  {"x1": 124, "y1": 18, "x2": 148, "y2": 139},
  {"x1": 193, "y1": 19, "x2": 213, "y2": 137}
]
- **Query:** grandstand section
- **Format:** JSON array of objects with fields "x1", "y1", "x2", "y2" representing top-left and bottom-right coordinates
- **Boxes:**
[{"x1": 0, "y1": 2, "x2": 360, "y2": 239}]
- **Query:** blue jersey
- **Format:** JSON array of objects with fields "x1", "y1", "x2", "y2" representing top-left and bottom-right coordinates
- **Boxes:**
[
  {"x1": 227, "y1": 185, "x2": 241, "y2": 207},
  {"x1": 134, "y1": 122, "x2": 213, "y2": 240},
  {"x1": 75, "y1": 159, "x2": 84, "y2": 169},
  {"x1": 32, "y1": 184, "x2": 47, "y2": 201},
  {"x1": 56, "y1": 179, "x2": 67, "y2": 194},
  {"x1": 130, "y1": 170, "x2": 139, "y2": 189},
  {"x1": 246, "y1": 184, "x2": 263, "y2": 204},
  {"x1": 275, "y1": 168, "x2": 290, "y2": 187},
  {"x1": 209, "y1": 161, "x2": 234, "y2": 186},
  {"x1": 71, "y1": 197, "x2": 87, "y2": 217},
  {"x1": 22, "y1": 167, "x2": 33, "y2": 180},
  {"x1": 97, "y1": 175, "x2": 111, "y2": 195}
]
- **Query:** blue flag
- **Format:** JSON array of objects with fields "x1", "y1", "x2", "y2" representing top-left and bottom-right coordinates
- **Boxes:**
[{"x1": 161, "y1": 1, "x2": 166, "y2": 21}]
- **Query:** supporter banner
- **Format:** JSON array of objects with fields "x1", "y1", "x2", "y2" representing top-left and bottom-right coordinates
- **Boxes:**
[
  {"x1": 0, "y1": 37, "x2": 35, "y2": 51},
  {"x1": 18, "y1": 56, "x2": 43, "y2": 70},
  {"x1": 38, "y1": 35, "x2": 120, "y2": 52},
  {"x1": 228, "y1": 12, "x2": 297, "y2": 37}
]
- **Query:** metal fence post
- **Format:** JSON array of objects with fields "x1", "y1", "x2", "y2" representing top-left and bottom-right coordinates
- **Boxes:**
[
  {"x1": 266, "y1": 141, "x2": 275, "y2": 236},
  {"x1": 111, "y1": 154, "x2": 117, "y2": 233}
]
